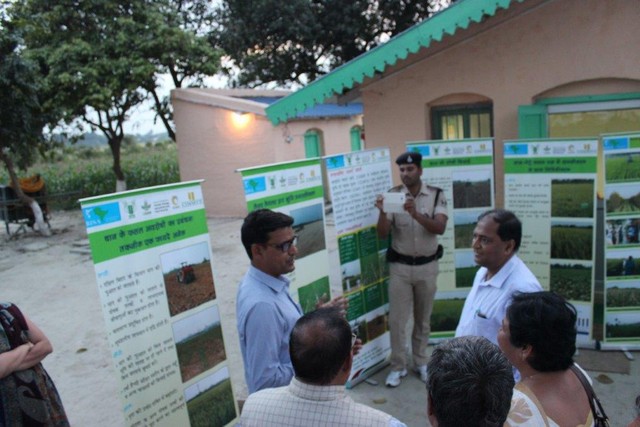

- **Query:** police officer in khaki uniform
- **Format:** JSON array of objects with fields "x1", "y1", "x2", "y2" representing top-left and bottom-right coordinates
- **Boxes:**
[{"x1": 375, "y1": 151, "x2": 448, "y2": 387}]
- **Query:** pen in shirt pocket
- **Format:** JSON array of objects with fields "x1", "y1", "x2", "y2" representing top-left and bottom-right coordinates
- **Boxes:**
[{"x1": 476, "y1": 309, "x2": 487, "y2": 319}]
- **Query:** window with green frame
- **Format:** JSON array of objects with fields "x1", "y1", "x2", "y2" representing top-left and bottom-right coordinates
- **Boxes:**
[
  {"x1": 304, "y1": 129, "x2": 322, "y2": 158},
  {"x1": 518, "y1": 93, "x2": 640, "y2": 139},
  {"x1": 431, "y1": 104, "x2": 493, "y2": 140},
  {"x1": 350, "y1": 126, "x2": 363, "y2": 151}
]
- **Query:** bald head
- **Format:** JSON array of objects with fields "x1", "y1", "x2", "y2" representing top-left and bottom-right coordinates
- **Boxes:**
[{"x1": 289, "y1": 307, "x2": 352, "y2": 385}]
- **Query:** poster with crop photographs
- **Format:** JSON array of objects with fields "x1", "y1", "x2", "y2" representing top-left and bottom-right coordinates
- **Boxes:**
[
  {"x1": 602, "y1": 132, "x2": 640, "y2": 345},
  {"x1": 239, "y1": 159, "x2": 332, "y2": 312},
  {"x1": 504, "y1": 139, "x2": 598, "y2": 344},
  {"x1": 80, "y1": 181, "x2": 238, "y2": 427},
  {"x1": 325, "y1": 148, "x2": 394, "y2": 388},
  {"x1": 406, "y1": 139, "x2": 495, "y2": 338}
]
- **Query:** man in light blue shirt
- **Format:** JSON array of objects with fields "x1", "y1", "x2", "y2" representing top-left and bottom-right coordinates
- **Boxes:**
[{"x1": 237, "y1": 209, "x2": 303, "y2": 394}]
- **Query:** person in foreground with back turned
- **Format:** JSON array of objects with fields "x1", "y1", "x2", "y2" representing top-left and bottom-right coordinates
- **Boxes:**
[
  {"x1": 502, "y1": 291, "x2": 600, "y2": 426},
  {"x1": 241, "y1": 307, "x2": 406, "y2": 427},
  {"x1": 427, "y1": 335, "x2": 514, "y2": 427}
]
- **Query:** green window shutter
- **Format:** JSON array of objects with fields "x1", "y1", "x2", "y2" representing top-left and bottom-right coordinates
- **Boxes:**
[
  {"x1": 304, "y1": 131, "x2": 320, "y2": 158},
  {"x1": 518, "y1": 104, "x2": 547, "y2": 138},
  {"x1": 350, "y1": 127, "x2": 362, "y2": 151}
]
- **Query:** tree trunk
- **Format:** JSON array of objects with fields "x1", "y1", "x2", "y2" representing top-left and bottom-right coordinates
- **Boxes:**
[
  {"x1": 108, "y1": 137, "x2": 127, "y2": 192},
  {"x1": 0, "y1": 148, "x2": 51, "y2": 236},
  {"x1": 150, "y1": 88, "x2": 176, "y2": 141}
]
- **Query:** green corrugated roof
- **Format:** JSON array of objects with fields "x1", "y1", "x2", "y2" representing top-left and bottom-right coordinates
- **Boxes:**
[{"x1": 266, "y1": 0, "x2": 526, "y2": 125}]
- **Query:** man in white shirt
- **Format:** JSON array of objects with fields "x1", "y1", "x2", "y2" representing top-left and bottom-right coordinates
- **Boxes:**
[
  {"x1": 455, "y1": 209, "x2": 541, "y2": 345},
  {"x1": 241, "y1": 307, "x2": 406, "y2": 427}
]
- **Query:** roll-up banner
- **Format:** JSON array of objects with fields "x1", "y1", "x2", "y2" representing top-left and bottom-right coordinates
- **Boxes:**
[
  {"x1": 406, "y1": 139, "x2": 495, "y2": 338},
  {"x1": 80, "y1": 181, "x2": 238, "y2": 427},
  {"x1": 504, "y1": 139, "x2": 598, "y2": 345},
  {"x1": 602, "y1": 132, "x2": 640, "y2": 348},
  {"x1": 324, "y1": 148, "x2": 394, "y2": 387}
]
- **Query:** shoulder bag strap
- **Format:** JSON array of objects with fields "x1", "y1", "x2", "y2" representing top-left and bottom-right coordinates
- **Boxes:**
[
  {"x1": 569, "y1": 365, "x2": 609, "y2": 425},
  {"x1": 433, "y1": 188, "x2": 441, "y2": 217}
]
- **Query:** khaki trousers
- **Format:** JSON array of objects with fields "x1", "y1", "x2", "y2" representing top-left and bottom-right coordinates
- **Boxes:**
[{"x1": 388, "y1": 260, "x2": 438, "y2": 371}]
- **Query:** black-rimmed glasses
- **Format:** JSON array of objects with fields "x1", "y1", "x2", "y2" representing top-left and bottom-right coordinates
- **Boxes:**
[{"x1": 266, "y1": 235, "x2": 298, "y2": 253}]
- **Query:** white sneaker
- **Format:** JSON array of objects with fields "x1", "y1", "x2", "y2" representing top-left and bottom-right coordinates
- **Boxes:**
[
  {"x1": 415, "y1": 365, "x2": 428, "y2": 383},
  {"x1": 385, "y1": 369, "x2": 407, "y2": 387}
]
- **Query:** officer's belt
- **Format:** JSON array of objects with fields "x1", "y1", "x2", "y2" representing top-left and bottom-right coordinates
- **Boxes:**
[{"x1": 386, "y1": 246, "x2": 442, "y2": 266}]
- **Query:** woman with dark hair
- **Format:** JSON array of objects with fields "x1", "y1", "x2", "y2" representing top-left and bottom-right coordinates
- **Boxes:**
[{"x1": 501, "y1": 292, "x2": 594, "y2": 426}]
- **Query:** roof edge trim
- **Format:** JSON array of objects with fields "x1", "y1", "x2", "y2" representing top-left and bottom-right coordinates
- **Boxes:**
[{"x1": 266, "y1": 0, "x2": 525, "y2": 125}]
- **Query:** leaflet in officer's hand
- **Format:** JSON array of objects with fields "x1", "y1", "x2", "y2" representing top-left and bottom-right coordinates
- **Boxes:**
[{"x1": 383, "y1": 192, "x2": 406, "y2": 214}]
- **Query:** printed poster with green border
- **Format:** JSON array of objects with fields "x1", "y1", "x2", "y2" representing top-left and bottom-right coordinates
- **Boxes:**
[
  {"x1": 80, "y1": 181, "x2": 238, "y2": 427},
  {"x1": 325, "y1": 148, "x2": 393, "y2": 388},
  {"x1": 239, "y1": 159, "x2": 331, "y2": 312},
  {"x1": 504, "y1": 138, "x2": 598, "y2": 344},
  {"x1": 602, "y1": 132, "x2": 640, "y2": 346},
  {"x1": 407, "y1": 138, "x2": 495, "y2": 339}
]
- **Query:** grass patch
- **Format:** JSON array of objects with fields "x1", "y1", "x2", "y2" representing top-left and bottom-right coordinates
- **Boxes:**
[{"x1": 0, "y1": 143, "x2": 180, "y2": 210}]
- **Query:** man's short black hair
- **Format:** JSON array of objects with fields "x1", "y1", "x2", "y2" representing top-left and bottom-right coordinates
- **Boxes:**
[
  {"x1": 241, "y1": 209, "x2": 294, "y2": 259},
  {"x1": 478, "y1": 209, "x2": 522, "y2": 251},
  {"x1": 507, "y1": 291, "x2": 577, "y2": 372},
  {"x1": 289, "y1": 307, "x2": 351, "y2": 385},
  {"x1": 427, "y1": 336, "x2": 514, "y2": 427}
]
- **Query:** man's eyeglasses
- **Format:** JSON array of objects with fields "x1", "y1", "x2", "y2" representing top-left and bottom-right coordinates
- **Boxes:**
[
  {"x1": 351, "y1": 332, "x2": 358, "y2": 348},
  {"x1": 266, "y1": 235, "x2": 298, "y2": 253}
]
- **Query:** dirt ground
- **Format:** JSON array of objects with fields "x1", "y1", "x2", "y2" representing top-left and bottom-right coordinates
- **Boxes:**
[{"x1": 1, "y1": 210, "x2": 639, "y2": 427}]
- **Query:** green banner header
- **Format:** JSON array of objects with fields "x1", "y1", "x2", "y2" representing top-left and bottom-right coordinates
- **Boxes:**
[
  {"x1": 88, "y1": 210, "x2": 208, "y2": 263},
  {"x1": 247, "y1": 186, "x2": 324, "y2": 211},
  {"x1": 423, "y1": 155, "x2": 492, "y2": 168},
  {"x1": 79, "y1": 180, "x2": 202, "y2": 204},
  {"x1": 505, "y1": 157, "x2": 596, "y2": 174},
  {"x1": 240, "y1": 159, "x2": 320, "y2": 177}
]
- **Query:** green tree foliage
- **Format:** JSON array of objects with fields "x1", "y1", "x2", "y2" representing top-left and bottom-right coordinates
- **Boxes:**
[
  {"x1": 0, "y1": 27, "x2": 50, "y2": 169},
  {"x1": 138, "y1": 0, "x2": 223, "y2": 141},
  {"x1": 11, "y1": 0, "x2": 156, "y2": 189},
  {"x1": 0, "y1": 23, "x2": 56, "y2": 233},
  {"x1": 9, "y1": 0, "x2": 222, "y2": 189},
  {"x1": 215, "y1": 0, "x2": 453, "y2": 87}
]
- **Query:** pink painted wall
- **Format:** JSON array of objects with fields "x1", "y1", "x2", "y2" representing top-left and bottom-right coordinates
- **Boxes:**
[
  {"x1": 360, "y1": 0, "x2": 640, "y2": 205},
  {"x1": 172, "y1": 92, "x2": 362, "y2": 217}
]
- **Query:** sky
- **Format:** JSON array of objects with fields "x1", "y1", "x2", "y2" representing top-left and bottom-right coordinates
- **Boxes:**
[{"x1": 123, "y1": 73, "x2": 229, "y2": 135}]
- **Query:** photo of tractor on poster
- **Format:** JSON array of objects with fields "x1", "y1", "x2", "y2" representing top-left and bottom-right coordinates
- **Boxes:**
[{"x1": 161, "y1": 241, "x2": 217, "y2": 316}]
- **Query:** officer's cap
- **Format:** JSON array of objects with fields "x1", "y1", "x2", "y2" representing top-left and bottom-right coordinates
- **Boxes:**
[{"x1": 395, "y1": 151, "x2": 422, "y2": 166}]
